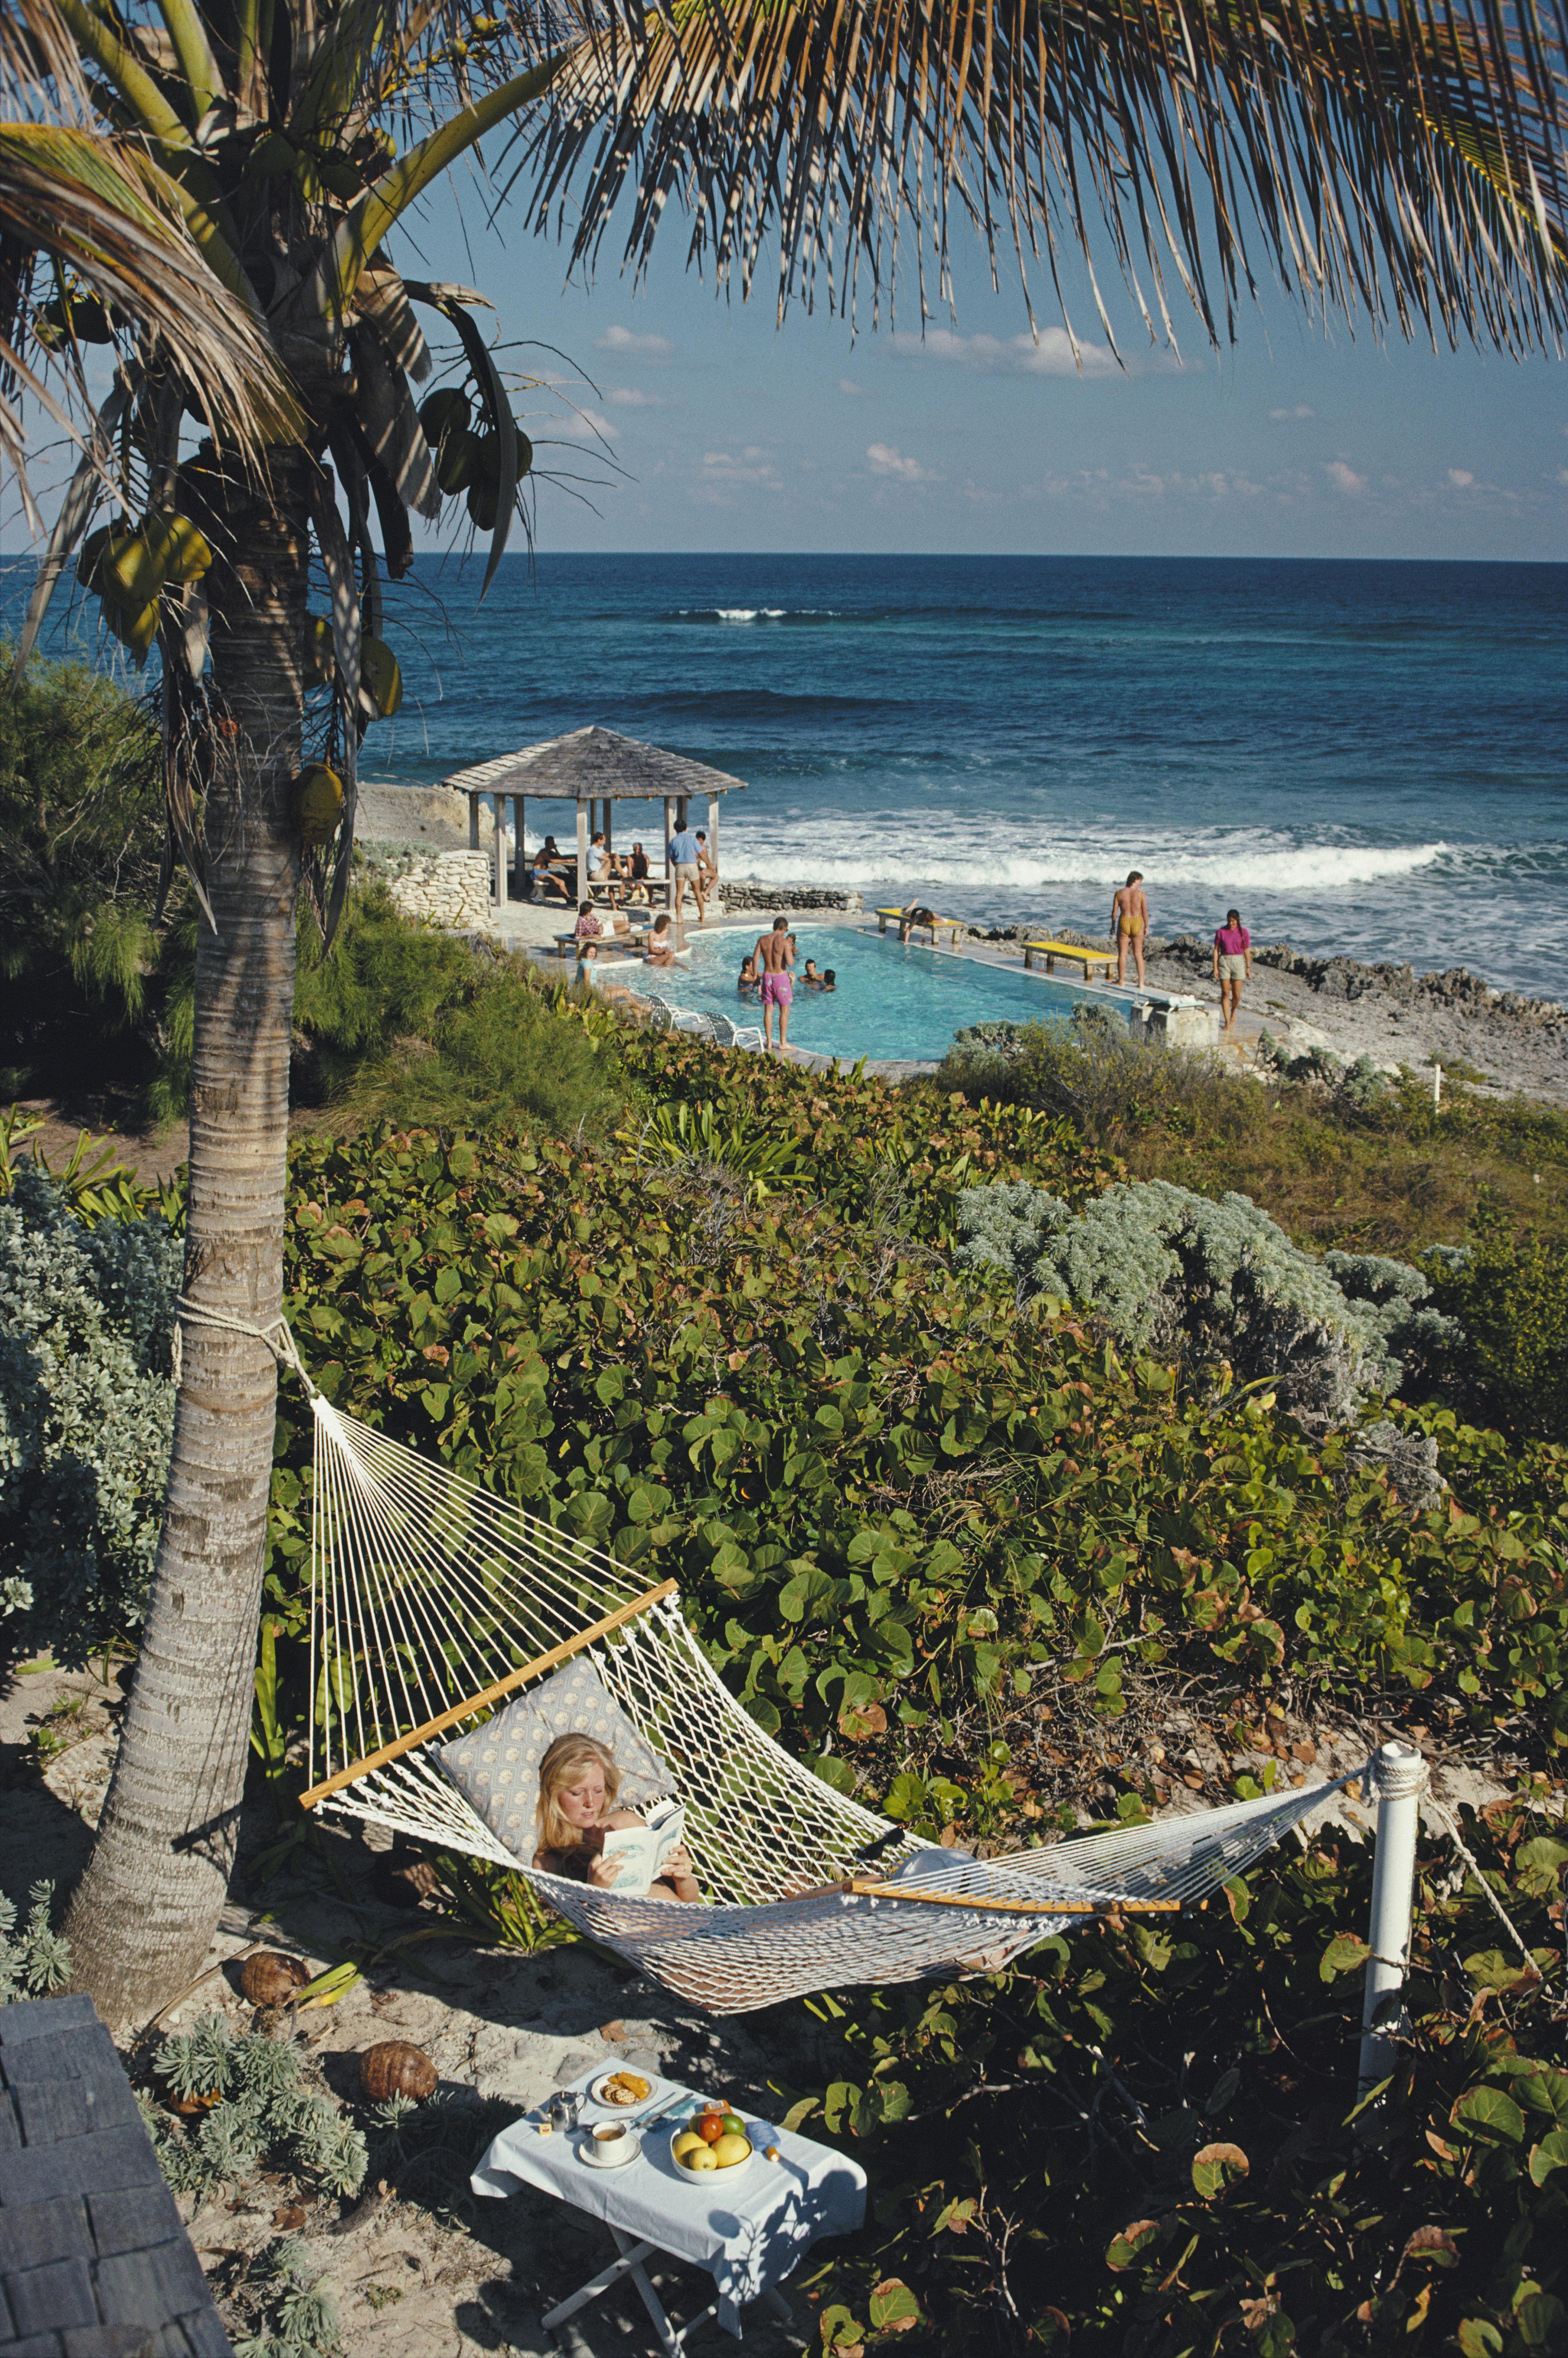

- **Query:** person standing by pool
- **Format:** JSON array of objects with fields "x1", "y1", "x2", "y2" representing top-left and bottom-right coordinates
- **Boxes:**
[
  {"x1": 1213, "y1": 908, "x2": 1252, "y2": 1031},
  {"x1": 1112, "y1": 871, "x2": 1149, "y2": 987},
  {"x1": 667, "y1": 818, "x2": 705, "y2": 922},
  {"x1": 754, "y1": 915, "x2": 796, "y2": 1053}
]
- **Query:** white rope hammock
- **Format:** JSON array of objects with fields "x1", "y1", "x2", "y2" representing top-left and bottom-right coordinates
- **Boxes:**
[{"x1": 299, "y1": 1395, "x2": 1355, "y2": 2014}]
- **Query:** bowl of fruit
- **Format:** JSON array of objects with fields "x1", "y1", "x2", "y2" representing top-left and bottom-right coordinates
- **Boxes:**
[{"x1": 672, "y1": 2101, "x2": 754, "y2": 2180}]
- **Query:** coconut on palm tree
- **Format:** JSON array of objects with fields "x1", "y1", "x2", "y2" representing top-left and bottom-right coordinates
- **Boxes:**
[{"x1": 2, "y1": 0, "x2": 1563, "y2": 2018}]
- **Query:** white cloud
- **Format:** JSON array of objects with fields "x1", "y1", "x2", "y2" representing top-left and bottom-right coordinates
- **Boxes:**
[
  {"x1": 1269, "y1": 404, "x2": 1315, "y2": 420},
  {"x1": 607, "y1": 387, "x2": 663, "y2": 408},
  {"x1": 1324, "y1": 460, "x2": 1366, "y2": 495},
  {"x1": 1447, "y1": 468, "x2": 1475, "y2": 489},
  {"x1": 910, "y1": 326, "x2": 1118, "y2": 378},
  {"x1": 866, "y1": 442, "x2": 934, "y2": 482},
  {"x1": 576, "y1": 410, "x2": 614, "y2": 441},
  {"x1": 698, "y1": 446, "x2": 781, "y2": 494},
  {"x1": 838, "y1": 378, "x2": 863, "y2": 396},
  {"x1": 594, "y1": 326, "x2": 674, "y2": 359}
]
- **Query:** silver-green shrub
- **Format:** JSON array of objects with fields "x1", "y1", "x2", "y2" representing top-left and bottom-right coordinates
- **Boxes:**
[
  {"x1": 954, "y1": 1177, "x2": 1463, "y2": 1425},
  {"x1": 0, "y1": 1164, "x2": 179, "y2": 1665}
]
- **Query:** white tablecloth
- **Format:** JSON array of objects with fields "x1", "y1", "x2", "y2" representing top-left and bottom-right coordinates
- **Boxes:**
[{"x1": 472, "y1": 2067, "x2": 867, "y2": 2336}]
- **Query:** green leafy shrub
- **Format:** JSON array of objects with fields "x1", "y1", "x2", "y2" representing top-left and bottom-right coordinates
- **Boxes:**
[
  {"x1": 779, "y1": 1792, "x2": 1567, "y2": 2358},
  {"x1": 0, "y1": 646, "x2": 169, "y2": 1104},
  {"x1": 229, "y1": 2237, "x2": 343, "y2": 2358},
  {"x1": 261, "y1": 1124, "x2": 1567, "y2": 1793},
  {"x1": 0, "y1": 1879, "x2": 72, "y2": 2000},
  {"x1": 0, "y1": 1164, "x2": 179, "y2": 1664},
  {"x1": 1423, "y1": 1229, "x2": 1568, "y2": 1442},
  {"x1": 145, "y1": 2015, "x2": 367, "y2": 2199},
  {"x1": 939, "y1": 1010, "x2": 1263, "y2": 1156},
  {"x1": 954, "y1": 1178, "x2": 1462, "y2": 1426}
]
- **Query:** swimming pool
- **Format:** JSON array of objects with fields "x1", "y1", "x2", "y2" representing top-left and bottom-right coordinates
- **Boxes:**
[{"x1": 617, "y1": 925, "x2": 1096, "y2": 1062}]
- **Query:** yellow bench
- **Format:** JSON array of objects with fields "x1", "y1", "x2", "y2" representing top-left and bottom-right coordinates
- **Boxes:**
[
  {"x1": 875, "y1": 906, "x2": 964, "y2": 948},
  {"x1": 1024, "y1": 938, "x2": 1113, "y2": 981}
]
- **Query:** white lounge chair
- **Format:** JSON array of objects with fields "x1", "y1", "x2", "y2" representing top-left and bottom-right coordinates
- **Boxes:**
[
  {"x1": 641, "y1": 994, "x2": 708, "y2": 1037},
  {"x1": 704, "y1": 1011, "x2": 765, "y2": 1052}
]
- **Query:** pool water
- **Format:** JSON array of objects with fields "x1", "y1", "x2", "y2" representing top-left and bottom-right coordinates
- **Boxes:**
[{"x1": 618, "y1": 925, "x2": 1096, "y2": 1062}]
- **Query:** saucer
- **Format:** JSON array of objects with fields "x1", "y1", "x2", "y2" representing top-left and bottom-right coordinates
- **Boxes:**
[{"x1": 579, "y1": 2129, "x2": 642, "y2": 2170}]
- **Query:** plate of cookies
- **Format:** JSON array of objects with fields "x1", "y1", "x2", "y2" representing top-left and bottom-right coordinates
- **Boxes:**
[{"x1": 588, "y1": 2067, "x2": 663, "y2": 2116}]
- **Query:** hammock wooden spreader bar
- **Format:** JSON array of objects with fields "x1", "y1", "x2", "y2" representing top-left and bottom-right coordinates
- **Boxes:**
[
  {"x1": 847, "y1": 1881, "x2": 1183, "y2": 1915},
  {"x1": 298, "y1": 1578, "x2": 680, "y2": 1811}
]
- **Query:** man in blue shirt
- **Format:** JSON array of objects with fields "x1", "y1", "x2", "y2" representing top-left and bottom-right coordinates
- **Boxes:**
[{"x1": 667, "y1": 821, "x2": 705, "y2": 921}]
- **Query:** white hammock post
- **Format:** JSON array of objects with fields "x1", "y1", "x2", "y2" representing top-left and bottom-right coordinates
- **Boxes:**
[{"x1": 1358, "y1": 1741, "x2": 1426, "y2": 2095}]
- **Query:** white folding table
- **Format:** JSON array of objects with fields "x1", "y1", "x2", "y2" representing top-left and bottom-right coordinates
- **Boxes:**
[{"x1": 472, "y1": 2066, "x2": 867, "y2": 2352}]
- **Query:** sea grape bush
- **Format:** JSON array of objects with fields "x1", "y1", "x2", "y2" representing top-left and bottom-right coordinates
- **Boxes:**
[
  {"x1": 0, "y1": 1164, "x2": 179, "y2": 1664},
  {"x1": 264, "y1": 1124, "x2": 1568, "y2": 1791},
  {"x1": 955, "y1": 1178, "x2": 1463, "y2": 1426},
  {"x1": 780, "y1": 1793, "x2": 1567, "y2": 2357}
]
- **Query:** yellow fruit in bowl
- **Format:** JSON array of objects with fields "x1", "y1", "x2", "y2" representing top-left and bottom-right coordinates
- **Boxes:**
[
  {"x1": 683, "y1": 2145, "x2": 719, "y2": 2172},
  {"x1": 672, "y1": 2131, "x2": 704, "y2": 2160},
  {"x1": 712, "y1": 2133, "x2": 751, "y2": 2167}
]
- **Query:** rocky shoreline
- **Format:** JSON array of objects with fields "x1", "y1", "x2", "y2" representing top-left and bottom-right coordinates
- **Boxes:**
[{"x1": 986, "y1": 925, "x2": 1568, "y2": 1106}]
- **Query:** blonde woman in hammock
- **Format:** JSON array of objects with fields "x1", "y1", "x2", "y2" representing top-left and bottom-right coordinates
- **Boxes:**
[{"x1": 534, "y1": 1733, "x2": 702, "y2": 1900}]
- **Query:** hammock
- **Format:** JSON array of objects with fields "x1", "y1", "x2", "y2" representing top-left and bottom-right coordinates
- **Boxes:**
[{"x1": 299, "y1": 1394, "x2": 1351, "y2": 2014}]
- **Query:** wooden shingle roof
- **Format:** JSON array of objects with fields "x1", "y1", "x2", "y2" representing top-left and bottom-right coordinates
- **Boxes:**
[{"x1": 441, "y1": 726, "x2": 745, "y2": 803}]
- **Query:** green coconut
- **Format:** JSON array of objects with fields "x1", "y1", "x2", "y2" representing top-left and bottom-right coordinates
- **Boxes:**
[{"x1": 420, "y1": 388, "x2": 471, "y2": 447}]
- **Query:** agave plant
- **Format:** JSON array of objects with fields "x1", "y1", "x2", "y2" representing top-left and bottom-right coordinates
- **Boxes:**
[{"x1": 1, "y1": 0, "x2": 1561, "y2": 2021}]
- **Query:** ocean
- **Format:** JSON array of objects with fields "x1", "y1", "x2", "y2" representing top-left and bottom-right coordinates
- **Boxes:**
[{"x1": 10, "y1": 552, "x2": 1566, "y2": 998}]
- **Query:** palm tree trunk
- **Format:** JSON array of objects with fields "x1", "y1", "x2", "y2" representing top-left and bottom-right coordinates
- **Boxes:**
[{"x1": 65, "y1": 454, "x2": 310, "y2": 2023}]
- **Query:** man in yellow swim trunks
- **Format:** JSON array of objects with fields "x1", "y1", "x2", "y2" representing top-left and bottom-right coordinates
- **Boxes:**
[{"x1": 1112, "y1": 870, "x2": 1149, "y2": 987}]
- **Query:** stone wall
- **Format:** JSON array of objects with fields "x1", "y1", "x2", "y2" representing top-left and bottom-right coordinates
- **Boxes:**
[
  {"x1": 383, "y1": 849, "x2": 495, "y2": 932},
  {"x1": 720, "y1": 883, "x2": 863, "y2": 912}
]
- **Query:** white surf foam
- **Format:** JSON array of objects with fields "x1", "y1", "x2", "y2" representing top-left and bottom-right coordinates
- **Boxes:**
[{"x1": 719, "y1": 818, "x2": 1451, "y2": 898}]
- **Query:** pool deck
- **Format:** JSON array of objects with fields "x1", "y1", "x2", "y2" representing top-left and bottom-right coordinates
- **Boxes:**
[{"x1": 497, "y1": 895, "x2": 1269, "y2": 1075}]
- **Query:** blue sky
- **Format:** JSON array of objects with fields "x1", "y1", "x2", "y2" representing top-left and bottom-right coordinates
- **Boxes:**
[
  {"x1": 9, "y1": 168, "x2": 1564, "y2": 566},
  {"x1": 409, "y1": 170, "x2": 1568, "y2": 563}
]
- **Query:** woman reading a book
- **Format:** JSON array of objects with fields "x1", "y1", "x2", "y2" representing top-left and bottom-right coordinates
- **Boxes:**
[{"x1": 534, "y1": 1733, "x2": 701, "y2": 1901}]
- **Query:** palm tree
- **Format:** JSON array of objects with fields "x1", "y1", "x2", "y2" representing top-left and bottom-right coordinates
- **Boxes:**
[{"x1": 3, "y1": 0, "x2": 1562, "y2": 2019}]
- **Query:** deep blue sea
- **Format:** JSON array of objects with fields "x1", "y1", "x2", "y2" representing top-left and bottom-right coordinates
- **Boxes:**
[{"x1": 9, "y1": 552, "x2": 1565, "y2": 997}]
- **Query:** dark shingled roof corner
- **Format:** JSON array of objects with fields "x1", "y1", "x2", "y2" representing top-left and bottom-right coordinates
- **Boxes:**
[{"x1": 0, "y1": 1995, "x2": 232, "y2": 2358}]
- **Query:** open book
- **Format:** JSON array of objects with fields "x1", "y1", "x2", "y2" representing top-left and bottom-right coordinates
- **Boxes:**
[{"x1": 600, "y1": 1798, "x2": 687, "y2": 1899}]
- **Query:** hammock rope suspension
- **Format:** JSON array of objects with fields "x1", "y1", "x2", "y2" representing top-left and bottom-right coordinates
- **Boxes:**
[{"x1": 301, "y1": 1394, "x2": 1356, "y2": 2014}]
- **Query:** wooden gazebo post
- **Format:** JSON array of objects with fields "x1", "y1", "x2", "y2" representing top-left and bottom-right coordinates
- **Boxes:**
[{"x1": 575, "y1": 798, "x2": 590, "y2": 906}]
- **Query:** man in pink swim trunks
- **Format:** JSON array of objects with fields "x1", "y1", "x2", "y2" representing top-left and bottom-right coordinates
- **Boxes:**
[{"x1": 754, "y1": 914, "x2": 796, "y2": 1052}]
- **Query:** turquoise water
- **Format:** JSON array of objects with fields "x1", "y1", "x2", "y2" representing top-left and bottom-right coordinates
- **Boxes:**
[{"x1": 617, "y1": 924, "x2": 1093, "y2": 1062}]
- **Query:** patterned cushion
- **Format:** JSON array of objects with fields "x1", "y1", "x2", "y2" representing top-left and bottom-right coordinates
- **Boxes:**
[{"x1": 435, "y1": 1654, "x2": 673, "y2": 1861}]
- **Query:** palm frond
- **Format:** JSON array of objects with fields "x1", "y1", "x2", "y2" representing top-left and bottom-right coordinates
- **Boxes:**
[
  {"x1": 0, "y1": 122, "x2": 299, "y2": 472},
  {"x1": 516, "y1": 0, "x2": 1568, "y2": 354}
]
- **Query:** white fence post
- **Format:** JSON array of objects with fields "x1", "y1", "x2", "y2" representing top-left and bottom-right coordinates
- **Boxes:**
[{"x1": 1358, "y1": 1741, "x2": 1427, "y2": 2095}]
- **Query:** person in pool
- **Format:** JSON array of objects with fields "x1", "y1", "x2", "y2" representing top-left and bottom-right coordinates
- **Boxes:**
[
  {"x1": 533, "y1": 1733, "x2": 700, "y2": 1899},
  {"x1": 821, "y1": 968, "x2": 837, "y2": 992},
  {"x1": 737, "y1": 951, "x2": 760, "y2": 996},
  {"x1": 1112, "y1": 870, "x2": 1149, "y2": 987},
  {"x1": 801, "y1": 959, "x2": 823, "y2": 989},
  {"x1": 645, "y1": 912, "x2": 678, "y2": 967}
]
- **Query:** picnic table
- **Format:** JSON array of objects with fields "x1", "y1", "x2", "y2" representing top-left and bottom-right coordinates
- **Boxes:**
[
  {"x1": 1023, "y1": 938, "x2": 1113, "y2": 980},
  {"x1": 472, "y1": 2062, "x2": 866, "y2": 2353}
]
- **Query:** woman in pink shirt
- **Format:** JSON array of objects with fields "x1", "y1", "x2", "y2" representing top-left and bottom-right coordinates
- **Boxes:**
[{"x1": 1212, "y1": 908, "x2": 1252, "y2": 1031}]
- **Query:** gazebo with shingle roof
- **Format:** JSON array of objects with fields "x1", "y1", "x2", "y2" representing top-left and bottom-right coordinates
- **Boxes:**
[{"x1": 441, "y1": 726, "x2": 746, "y2": 907}]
